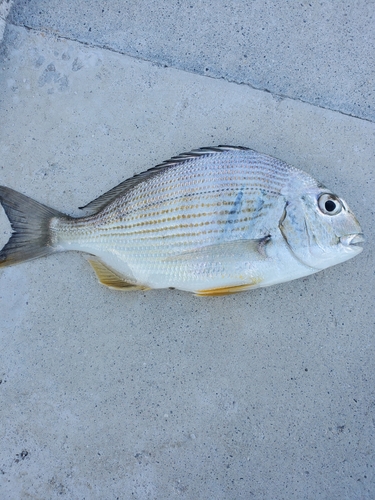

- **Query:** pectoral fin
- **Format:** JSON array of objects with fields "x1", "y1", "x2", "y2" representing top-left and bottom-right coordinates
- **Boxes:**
[
  {"x1": 165, "y1": 236, "x2": 271, "y2": 263},
  {"x1": 88, "y1": 259, "x2": 150, "y2": 291}
]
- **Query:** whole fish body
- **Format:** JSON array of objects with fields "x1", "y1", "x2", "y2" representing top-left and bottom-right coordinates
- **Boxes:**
[{"x1": 0, "y1": 146, "x2": 364, "y2": 295}]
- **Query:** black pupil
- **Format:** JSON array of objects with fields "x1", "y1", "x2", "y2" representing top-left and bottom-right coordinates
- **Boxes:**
[{"x1": 325, "y1": 200, "x2": 336, "y2": 212}]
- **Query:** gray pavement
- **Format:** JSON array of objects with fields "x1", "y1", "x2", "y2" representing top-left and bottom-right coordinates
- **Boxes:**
[
  {"x1": 8, "y1": 0, "x2": 375, "y2": 122},
  {"x1": 0, "y1": 2, "x2": 374, "y2": 499}
]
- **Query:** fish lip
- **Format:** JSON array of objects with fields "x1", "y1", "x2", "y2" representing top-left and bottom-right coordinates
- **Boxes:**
[{"x1": 340, "y1": 233, "x2": 365, "y2": 247}]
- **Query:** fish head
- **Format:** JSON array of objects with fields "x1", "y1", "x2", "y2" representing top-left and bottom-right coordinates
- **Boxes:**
[{"x1": 279, "y1": 185, "x2": 364, "y2": 271}]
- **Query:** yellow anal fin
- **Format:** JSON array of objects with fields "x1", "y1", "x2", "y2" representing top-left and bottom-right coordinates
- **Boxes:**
[
  {"x1": 195, "y1": 282, "x2": 260, "y2": 296},
  {"x1": 88, "y1": 259, "x2": 150, "y2": 291}
]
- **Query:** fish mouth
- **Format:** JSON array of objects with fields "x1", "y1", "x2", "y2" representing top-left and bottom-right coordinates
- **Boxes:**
[{"x1": 340, "y1": 233, "x2": 365, "y2": 248}]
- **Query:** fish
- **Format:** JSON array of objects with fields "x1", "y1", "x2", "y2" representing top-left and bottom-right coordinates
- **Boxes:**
[{"x1": 0, "y1": 146, "x2": 364, "y2": 296}]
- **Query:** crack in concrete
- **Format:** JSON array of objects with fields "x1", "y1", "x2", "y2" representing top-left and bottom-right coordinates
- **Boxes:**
[{"x1": 4, "y1": 20, "x2": 374, "y2": 125}]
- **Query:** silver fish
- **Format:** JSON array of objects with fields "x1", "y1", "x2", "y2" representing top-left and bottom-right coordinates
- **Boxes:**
[{"x1": 0, "y1": 146, "x2": 364, "y2": 296}]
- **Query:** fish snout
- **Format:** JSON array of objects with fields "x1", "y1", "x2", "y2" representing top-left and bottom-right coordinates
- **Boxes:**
[{"x1": 340, "y1": 233, "x2": 365, "y2": 248}]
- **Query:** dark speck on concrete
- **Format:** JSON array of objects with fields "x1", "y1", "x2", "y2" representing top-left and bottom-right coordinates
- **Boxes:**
[{"x1": 14, "y1": 450, "x2": 29, "y2": 463}]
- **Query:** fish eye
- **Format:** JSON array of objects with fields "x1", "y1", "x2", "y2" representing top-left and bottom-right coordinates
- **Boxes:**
[{"x1": 318, "y1": 193, "x2": 343, "y2": 215}]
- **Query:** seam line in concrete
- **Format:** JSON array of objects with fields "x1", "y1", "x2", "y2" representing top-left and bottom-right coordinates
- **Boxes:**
[{"x1": 4, "y1": 20, "x2": 374, "y2": 125}]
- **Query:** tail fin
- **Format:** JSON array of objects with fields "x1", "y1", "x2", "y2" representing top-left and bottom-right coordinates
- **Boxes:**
[{"x1": 0, "y1": 186, "x2": 65, "y2": 267}]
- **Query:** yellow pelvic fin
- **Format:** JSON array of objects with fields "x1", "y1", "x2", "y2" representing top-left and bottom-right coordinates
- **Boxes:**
[
  {"x1": 195, "y1": 281, "x2": 261, "y2": 296},
  {"x1": 88, "y1": 259, "x2": 150, "y2": 291}
]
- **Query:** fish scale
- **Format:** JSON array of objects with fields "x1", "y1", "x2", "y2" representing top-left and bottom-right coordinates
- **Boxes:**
[
  {"x1": 0, "y1": 146, "x2": 363, "y2": 295},
  {"x1": 52, "y1": 151, "x2": 295, "y2": 289}
]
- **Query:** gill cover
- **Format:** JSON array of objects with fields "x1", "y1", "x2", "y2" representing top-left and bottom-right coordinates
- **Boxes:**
[{"x1": 279, "y1": 199, "x2": 317, "y2": 269}]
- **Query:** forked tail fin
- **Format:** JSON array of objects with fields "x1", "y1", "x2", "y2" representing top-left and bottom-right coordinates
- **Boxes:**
[{"x1": 0, "y1": 186, "x2": 65, "y2": 267}]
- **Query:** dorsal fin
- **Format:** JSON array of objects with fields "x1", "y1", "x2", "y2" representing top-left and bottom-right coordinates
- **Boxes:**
[{"x1": 79, "y1": 146, "x2": 250, "y2": 214}]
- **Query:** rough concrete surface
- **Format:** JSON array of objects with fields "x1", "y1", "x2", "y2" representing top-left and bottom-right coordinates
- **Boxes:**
[
  {"x1": 0, "y1": 0, "x2": 13, "y2": 40},
  {"x1": 7, "y1": 0, "x2": 375, "y2": 122},
  {"x1": 0, "y1": 3, "x2": 374, "y2": 500}
]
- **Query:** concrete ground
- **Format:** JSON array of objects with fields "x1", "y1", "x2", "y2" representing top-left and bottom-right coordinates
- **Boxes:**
[{"x1": 0, "y1": 1, "x2": 374, "y2": 499}]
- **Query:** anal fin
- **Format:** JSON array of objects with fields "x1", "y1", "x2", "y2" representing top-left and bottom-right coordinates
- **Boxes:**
[
  {"x1": 195, "y1": 280, "x2": 261, "y2": 296},
  {"x1": 88, "y1": 259, "x2": 150, "y2": 291}
]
